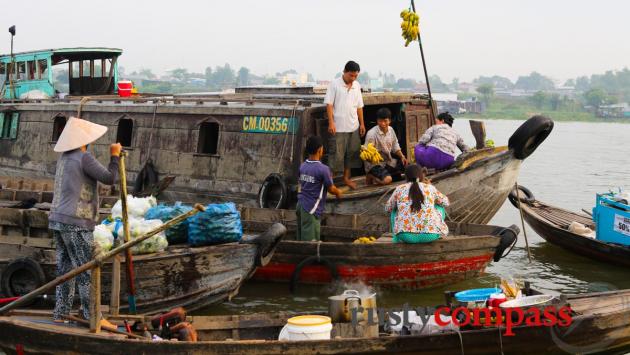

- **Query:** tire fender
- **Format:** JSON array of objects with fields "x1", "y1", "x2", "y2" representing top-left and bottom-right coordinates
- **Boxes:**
[
  {"x1": 258, "y1": 174, "x2": 288, "y2": 209},
  {"x1": 289, "y1": 255, "x2": 339, "y2": 293},
  {"x1": 1, "y1": 257, "x2": 46, "y2": 299},
  {"x1": 493, "y1": 225, "x2": 520, "y2": 262},
  {"x1": 508, "y1": 185, "x2": 535, "y2": 208},
  {"x1": 508, "y1": 115, "x2": 554, "y2": 160}
]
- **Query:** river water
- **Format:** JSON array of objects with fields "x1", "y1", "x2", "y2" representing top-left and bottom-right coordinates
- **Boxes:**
[{"x1": 204, "y1": 119, "x2": 630, "y2": 315}]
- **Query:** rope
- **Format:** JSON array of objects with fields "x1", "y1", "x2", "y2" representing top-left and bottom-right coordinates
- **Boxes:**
[
  {"x1": 77, "y1": 96, "x2": 91, "y2": 117},
  {"x1": 456, "y1": 328, "x2": 465, "y2": 355},
  {"x1": 316, "y1": 241, "x2": 321, "y2": 262},
  {"x1": 276, "y1": 100, "x2": 300, "y2": 173},
  {"x1": 358, "y1": 185, "x2": 397, "y2": 215},
  {"x1": 498, "y1": 326, "x2": 504, "y2": 355},
  {"x1": 144, "y1": 101, "x2": 160, "y2": 164}
]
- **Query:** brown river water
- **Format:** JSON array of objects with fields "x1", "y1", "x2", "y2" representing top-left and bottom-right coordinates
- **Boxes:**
[{"x1": 202, "y1": 119, "x2": 630, "y2": 315}]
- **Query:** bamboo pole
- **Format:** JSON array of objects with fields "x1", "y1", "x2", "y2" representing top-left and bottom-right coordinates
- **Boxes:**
[
  {"x1": 89, "y1": 265, "x2": 102, "y2": 333},
  {"x1": 514, "y1": 182, "x2": 533, "y2": 263},
  {"x1": 118, "y1": 151, "x2": 137, "y2": 313},
  {"x1": 0, "y1": 204, "x2": 205, "y2": 315}
]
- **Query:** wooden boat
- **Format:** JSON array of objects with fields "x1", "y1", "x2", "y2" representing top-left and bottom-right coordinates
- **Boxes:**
[
  {"x1": 0, "y1": 47, "x2": 553, "y2": 224},
  {"x1": 0, "y1": 288, "x2": 629, "y2": 354},
  {"x1": 0, "y1": 204, "x2": 286, "y2": 314},
  {"x1": 509, "y1": 187, "x2": 630, "y2": 267},
  {"x1": 239, "y1": 207, "x2": 519, "y2": 289}
]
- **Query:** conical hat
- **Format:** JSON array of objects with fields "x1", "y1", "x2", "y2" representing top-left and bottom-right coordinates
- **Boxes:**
[{"x1": 53, "y1": 117, "x2": 108, "y2": 152}]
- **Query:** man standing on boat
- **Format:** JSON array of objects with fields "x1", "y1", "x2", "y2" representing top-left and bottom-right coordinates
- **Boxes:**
[{"x1": 324, "y1": 61, "x2": 366, "y2": 189}]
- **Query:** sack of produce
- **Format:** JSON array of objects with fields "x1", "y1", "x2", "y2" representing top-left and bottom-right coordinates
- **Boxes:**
[
  {"x1": 188, "y1": 203, "x2": 243, "y2": 246},
  {"x1": 100, "y1": 217, "x2": 168, "y2": 255},
  {"x1": 93, "y1": 224, "x2": 114, "y2": 252},
  {"x1": 111, "y1": 195, "x2": 157, "y2": 219},
  {"x1": 129, "y1": 219, "x2": 169, "y2": 255},
  {"x1": 145, "y1": 202, "x2": 193, "y2": 244}
]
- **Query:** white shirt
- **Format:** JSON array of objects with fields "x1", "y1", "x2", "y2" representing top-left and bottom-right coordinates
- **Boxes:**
[{"x1": 324, "y1": 77, "x2": 364, "y2": 133}]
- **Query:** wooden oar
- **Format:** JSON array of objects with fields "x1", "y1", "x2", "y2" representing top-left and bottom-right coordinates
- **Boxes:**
[
  {"x1": 118, "y1": 151, "x2": 137, "y2": 313},
  {"x1": 0, "y1": 204, "x2": 205, "y2": 315}
]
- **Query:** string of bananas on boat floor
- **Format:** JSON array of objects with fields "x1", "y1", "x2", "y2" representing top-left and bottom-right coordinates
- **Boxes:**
[
  {"x1": 353, "y1": 236, "x2": 377, "y2": 244},
  {"x1": 400, "y1": 9, "x2": 420, "y2": 47},
  {"x1": 360, "y1": 143, "x2": 383, "y2": 164}
]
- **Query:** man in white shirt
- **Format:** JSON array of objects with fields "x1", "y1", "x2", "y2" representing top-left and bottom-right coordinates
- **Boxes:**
[{"x1": 324, "y1": 61, "x2": 366, "y2": 189}]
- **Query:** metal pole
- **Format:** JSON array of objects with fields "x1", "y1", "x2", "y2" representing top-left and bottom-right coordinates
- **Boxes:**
[
  {"x1": 410, "y1": 0, "x2": 434, "y2": 110},
  {"x1": 8, "y1": 28, "x2": 16, "y2": 100}
]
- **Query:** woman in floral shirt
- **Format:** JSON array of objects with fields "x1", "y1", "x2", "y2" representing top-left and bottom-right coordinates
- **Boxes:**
[{"x1": 385, "y1": 165, "x2": 449, "y2": 243}]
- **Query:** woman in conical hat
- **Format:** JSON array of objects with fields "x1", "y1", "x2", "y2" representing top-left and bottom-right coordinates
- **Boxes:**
[{"x1": 49, "y1": 117, "x2": 121, "y2": 326}]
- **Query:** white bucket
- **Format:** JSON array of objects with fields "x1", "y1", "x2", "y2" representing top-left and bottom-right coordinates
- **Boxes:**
[{"x1": 278, "y1": 315, "x2": 332, "y2": 341}]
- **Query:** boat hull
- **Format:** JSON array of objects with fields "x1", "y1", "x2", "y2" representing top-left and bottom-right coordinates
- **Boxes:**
[{"x1": 520, "y1": 202, "x2": 630, "y2": 267}]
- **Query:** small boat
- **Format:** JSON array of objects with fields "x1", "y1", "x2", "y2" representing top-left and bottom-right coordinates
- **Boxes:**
[
  {"x1": 509, "y1": 187, "x2": 630, "y2": 267},
  {"x1": 0, "y1": 205, "x2": 286, "y2": 314},
  {"x1": 239, "y1": 207, "x2": 519, "y2": 289},
  {"x1": 0, "y1": 288, "x2": 629, "y2": 354}
]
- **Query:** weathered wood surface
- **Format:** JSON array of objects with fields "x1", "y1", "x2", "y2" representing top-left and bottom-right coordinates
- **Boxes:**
[
  {"x1": 519, "y1": 199, "x2": 630, "y2": 267},
  {"x1": 0, "y1": 290, "x2": 628, "y2": 354}
]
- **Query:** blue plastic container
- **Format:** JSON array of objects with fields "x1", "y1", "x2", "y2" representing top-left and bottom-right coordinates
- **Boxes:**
[
  {"x1": 454, "y1": 288, "x2": 501, "y2": 302},
  {"x1": 592, "y1": 193, "x2": 630, "y2": 246}
]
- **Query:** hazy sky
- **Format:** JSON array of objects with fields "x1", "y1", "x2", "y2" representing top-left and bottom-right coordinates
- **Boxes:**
[{"x1": 2, "y1": 0, "x2": 629, "y2": 83}]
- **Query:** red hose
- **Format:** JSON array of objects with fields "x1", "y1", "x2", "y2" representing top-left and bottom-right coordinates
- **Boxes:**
[{"x1": 0, "y1": 297, "x2": 19, "y2": 305}]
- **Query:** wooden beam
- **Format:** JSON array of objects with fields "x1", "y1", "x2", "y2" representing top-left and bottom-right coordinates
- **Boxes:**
[
  {"x1": 89, "y1": 265, "x2": 102, "y2": 333},
  {"x1": 469, "y1": 120, "x2": 486, "y2": 149},
  {"x1": 109, "y1": 255, "x2": 121, "y2": 316}
]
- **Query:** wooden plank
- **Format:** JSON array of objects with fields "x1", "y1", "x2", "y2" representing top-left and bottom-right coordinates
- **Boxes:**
[
  {"x1": 89, "y1": 266, "x2": 102, "y2": 333},
  {"x1": 0, "y1": 236, "x2": 55, "y2": 249},
  {"x1": 0, "y1": 208, "x2": 22, "y2": 227},
  {"x1": 109, "y1": 255, "x2": 121, "y2": 316},
  {"x1": 469, "y1": 120, "x2": 486, "y2": 150}
]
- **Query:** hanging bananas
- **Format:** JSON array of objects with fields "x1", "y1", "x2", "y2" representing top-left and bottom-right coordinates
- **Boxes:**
[
  {"x1": 359, "y1": 143, "x2": 383, "y2": 164},
  {"x1": 400, "y1": 9, "x2": 420, "y2": 47}
]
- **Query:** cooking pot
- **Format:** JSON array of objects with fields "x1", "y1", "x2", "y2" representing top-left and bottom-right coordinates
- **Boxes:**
[{"x1": 328, "y1": 290, "x2": 377, "y2": 323}]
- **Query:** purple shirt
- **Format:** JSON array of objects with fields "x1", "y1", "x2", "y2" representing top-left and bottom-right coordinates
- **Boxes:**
[{"x1": 297, "y1": 160, "x2": 333, "y2": 217}]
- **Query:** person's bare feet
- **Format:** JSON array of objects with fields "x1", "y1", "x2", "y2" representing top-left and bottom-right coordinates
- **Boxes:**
[{"x1": 344, "y1": 179, "x2": 358, "y2": 190}]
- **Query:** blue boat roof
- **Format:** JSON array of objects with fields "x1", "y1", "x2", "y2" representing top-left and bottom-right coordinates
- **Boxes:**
[{"x1": 0, "y1": 47, "x2": 122, "y2": 61}]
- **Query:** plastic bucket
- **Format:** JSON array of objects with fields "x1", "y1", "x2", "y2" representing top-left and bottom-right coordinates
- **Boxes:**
[
  {"x1": 278, "y1": 315, "x2": 332, "y2": 341},
  {"x1": 118, "y1": 81, "x2": 133, "y2": 97}
]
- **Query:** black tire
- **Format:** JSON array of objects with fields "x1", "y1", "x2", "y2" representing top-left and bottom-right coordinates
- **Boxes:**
[
  {"x1": 258, "y1": 174, "x2": 288, "y2": 209},
  {"x1": 240, "y1": 223, "x2": 287, "y2": 267},
  {"x1": 1, "y1": 257, "x2": 46, "y2": 300},
  {"x1": 290, "y1": 255, "x2": 339, "y2": 293},
  {"x1": 508, "y1": 115, "x2": 554, "y2": 160},
  {"x1": 493, "y1": 225, "x2": 520, "y2": 262},
  {"x1": 508, "y1": 185, "x2": 535, "y2": 208},
  {"x1": 133, "y1": 159, "x2": 159, "y2": 196}
]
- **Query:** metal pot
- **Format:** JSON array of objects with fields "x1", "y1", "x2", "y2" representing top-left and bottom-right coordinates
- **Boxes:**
[{"x1": 328, "y1": 290, "x2": 377, "y2": 323}]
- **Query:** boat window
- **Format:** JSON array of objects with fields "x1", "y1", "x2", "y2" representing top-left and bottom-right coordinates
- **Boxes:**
[
  {"x1": 52, "y1": 115, "x2": 67, "y2": 142},
  {"x1": 82, "y1": 60, "x2": 91, "y2": 77},
  {"x1": 116, "y1": 118, "x2": 133, "y2": 147},
  {"x1": 197, "y1": 122, "x2": 220, "y2": 155},
  {"x1": 71, "y1": 62, "x2": 80, "y2": 78},
  {"x1": 17, "y1": 62, "x2": 26, "y2": 81},
  {"x1": 37, "y1": 59, "x2": 48, "y2": 80},
  {"x1": 27, "y1": 61, "x2": 36, "y2": 80},
  {"x1": 93, "y1": 61, "x2": 102, "y2": 78},
  {"x1": 0, "y1": 112, "x2": 19, "y2": 139}
]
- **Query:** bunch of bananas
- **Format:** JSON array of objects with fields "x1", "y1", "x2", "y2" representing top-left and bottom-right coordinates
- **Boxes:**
[
  {"x1": 400, "y1": 9, "x2": 420, "y2": 47},
  {"x1": 353, "y1": 236, "x2": 377, "y2": 244},
  {"x1": 359, "y1": 143, "x2": 383, "y2": 164}
]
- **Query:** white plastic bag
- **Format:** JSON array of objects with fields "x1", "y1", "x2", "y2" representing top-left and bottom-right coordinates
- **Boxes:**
[
  {"x1": 93, "y1": 224, "x2": 114, "y2": 252},
  {"x1": 129, "y1": 219, "x2": 168, "y2": 255},
  {"x1": 111, "y1": 195, "x2": 157, "y2": 219}
]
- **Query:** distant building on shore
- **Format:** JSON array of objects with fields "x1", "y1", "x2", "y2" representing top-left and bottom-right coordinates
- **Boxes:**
[{"x1": 597, "y1": 103, "x2": 630, "y2": 118}]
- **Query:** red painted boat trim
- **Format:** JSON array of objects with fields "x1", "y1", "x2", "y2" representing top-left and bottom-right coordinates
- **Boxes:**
[{"x1": 253, "y1": 254, "x2": 493, "y2": 288}]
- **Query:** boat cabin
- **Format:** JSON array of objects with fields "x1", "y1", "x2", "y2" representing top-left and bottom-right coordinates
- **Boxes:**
[{"x1": 0, "y1": 47, "x2": 121, "y2": 99}]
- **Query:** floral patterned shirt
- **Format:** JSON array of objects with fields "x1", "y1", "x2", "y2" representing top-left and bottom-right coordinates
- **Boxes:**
[{"x1": 385, "y1": 182, "x2": 450, "y2": 235}]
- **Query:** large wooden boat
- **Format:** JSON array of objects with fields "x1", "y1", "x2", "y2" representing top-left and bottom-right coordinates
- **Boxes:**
[
  {"x1": 0, "y1": 288, "x2": 628, "y2": 354},
  {"x1": 239, "y1": 207, "x2": 518, "y2": 289},
  {"x1": 0, "y1": 48, "x2": 553, "y2": 224},
  {"x1": 510, "y1": 187, "x2": 630, "y2": 267},
  {"x1": 0, "y1": 204, "x2": 286, "y2": 314}
]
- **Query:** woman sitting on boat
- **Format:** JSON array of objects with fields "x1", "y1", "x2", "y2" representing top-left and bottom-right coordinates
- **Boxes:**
[
  {"x1": 414, "y1": 112, "x2": 470, "y2": 170},
  {"x1": 385, "y1": 165, "x2": 449, "y2": 243},
  {"x1": 48, "y1": 117, "x2": 121, "y2": 326}
]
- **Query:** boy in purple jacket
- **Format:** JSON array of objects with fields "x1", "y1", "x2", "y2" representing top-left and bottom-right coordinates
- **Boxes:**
[{"x1": 296, "y1": 136, "x2": 343, "y2": 241}]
